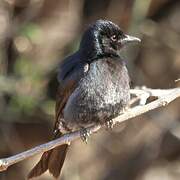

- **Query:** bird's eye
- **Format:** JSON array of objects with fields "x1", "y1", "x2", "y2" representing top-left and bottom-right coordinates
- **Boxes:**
[{"x1": 111, "y1": 35, "x2": 117, "y2": 42}]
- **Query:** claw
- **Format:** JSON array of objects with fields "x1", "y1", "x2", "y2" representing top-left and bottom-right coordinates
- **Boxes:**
[
  {"x1": 105, "y1": 119, "x2": 114, "y2": 130},
  {"x1": 121, "y1": 106, "x2": 129, "y2": 113},
  {"x1": 80, "y1": 128, "x2": 91, "y2": 144}
]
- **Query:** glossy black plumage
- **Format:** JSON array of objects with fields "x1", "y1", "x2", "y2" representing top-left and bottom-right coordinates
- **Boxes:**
[{"x1": 28, "y1": 19, "x2": 140, "y2": 179}]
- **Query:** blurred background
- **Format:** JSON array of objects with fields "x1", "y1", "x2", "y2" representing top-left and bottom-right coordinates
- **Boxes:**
[{"x1": 0, "y1": 0, "x2": 180, "y2": 179}]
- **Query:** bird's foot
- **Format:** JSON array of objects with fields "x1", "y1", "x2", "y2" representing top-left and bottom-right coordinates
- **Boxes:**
[
  {"x1": 105, "y1": 119, "x2": 115, "y2": 130},
  {"x1": 80, "y1": 128, "x2": 91, "y2": 144},
  {"x1": 121, "y1": 106, "x2": 129, "y2": 113}
]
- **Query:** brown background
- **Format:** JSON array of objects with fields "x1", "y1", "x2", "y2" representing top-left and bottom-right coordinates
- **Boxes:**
[{"x1": 0, "y1": 0, "x2": 180, "y2": 179}]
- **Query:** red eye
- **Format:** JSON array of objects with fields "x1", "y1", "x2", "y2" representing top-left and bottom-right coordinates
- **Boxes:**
[{"x1": 111, "y1": 35, "x2": 117, "y2": 41}]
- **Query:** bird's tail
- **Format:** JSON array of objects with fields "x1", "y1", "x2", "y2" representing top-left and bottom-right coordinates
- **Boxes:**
[{"x1": 28, "y1": 142, "x2": 68, "y2": 179}]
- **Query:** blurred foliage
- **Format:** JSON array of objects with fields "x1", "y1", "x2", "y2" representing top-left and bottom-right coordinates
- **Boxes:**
[{"x1": 0, "y1": 0, "x2": 180, "y2": 180}]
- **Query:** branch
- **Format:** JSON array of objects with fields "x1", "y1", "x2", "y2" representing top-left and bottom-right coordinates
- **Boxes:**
[{"x1": 0, "y1": 87, "x2": 180, "y2": 172}]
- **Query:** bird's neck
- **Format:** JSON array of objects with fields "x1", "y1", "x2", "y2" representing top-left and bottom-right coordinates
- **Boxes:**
[{"x1": 79, "y1": 48, "x2": 120, "y2": 63}]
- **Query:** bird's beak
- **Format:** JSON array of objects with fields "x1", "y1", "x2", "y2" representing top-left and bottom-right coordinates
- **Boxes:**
[{"x1": 121, "y1": 35, "x2": 141, "y2": 45}]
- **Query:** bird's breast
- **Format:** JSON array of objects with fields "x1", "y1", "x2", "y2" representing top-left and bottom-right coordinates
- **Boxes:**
[{"x1": 63, "y1": 58, "x2": 130, "y2": 129}]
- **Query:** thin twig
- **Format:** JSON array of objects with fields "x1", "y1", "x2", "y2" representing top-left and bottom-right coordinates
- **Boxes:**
[{"x1": 0, "y1": 87, "x2": 180, "y2": 172}]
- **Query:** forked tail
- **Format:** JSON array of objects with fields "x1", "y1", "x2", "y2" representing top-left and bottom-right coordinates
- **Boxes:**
[{"x1": 28, "y1": 144, "x2": 68, "y2": 179}]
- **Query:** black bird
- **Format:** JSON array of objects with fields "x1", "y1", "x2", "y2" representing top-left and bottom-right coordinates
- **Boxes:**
[{"x1": 28, "y1": 20, "x2": 140, "y2": 179}]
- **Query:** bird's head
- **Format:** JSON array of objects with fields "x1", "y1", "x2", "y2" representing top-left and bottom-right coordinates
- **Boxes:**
[{"x1": 80, "y1": 20, "x2": 140, "y2": 60}]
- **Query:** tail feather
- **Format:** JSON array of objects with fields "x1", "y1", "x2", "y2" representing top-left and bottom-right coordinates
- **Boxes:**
[
  {"x1": 48, "y1": 145, "x2": 68, "y2": 178},
  {"x1": 28, "y1": 151, "x2": 51, "y2": 179},
  {"x1": 28, "y1": 144, "x2": 68, "y2": 179}
]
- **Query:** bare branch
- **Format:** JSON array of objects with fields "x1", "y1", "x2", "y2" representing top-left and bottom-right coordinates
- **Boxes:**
[{"x1": 0, "y1": 87, "x2": 180, "y2": 172}]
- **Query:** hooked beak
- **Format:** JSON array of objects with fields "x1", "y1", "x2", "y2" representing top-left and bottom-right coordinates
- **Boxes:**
[{"x1": 121, "y1": 35, "x2": 141, "y2": 45}]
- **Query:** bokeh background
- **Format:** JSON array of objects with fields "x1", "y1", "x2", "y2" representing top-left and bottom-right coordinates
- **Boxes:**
[{"x1": 0, "y1": 0, "x2": 180, "y2": 179}]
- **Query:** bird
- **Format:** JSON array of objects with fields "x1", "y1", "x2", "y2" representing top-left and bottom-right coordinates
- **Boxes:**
[{"x1": 28, "y1": 19, "x2": 140, "y2": 179}]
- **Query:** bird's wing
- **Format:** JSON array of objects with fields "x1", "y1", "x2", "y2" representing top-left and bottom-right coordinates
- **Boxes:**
[
  {"x1": 54, "y1": 61, "x2": 89, "y2": 135},
  {"x1": 28, "y1": 61, "x2": 89, "y2": 179}
]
